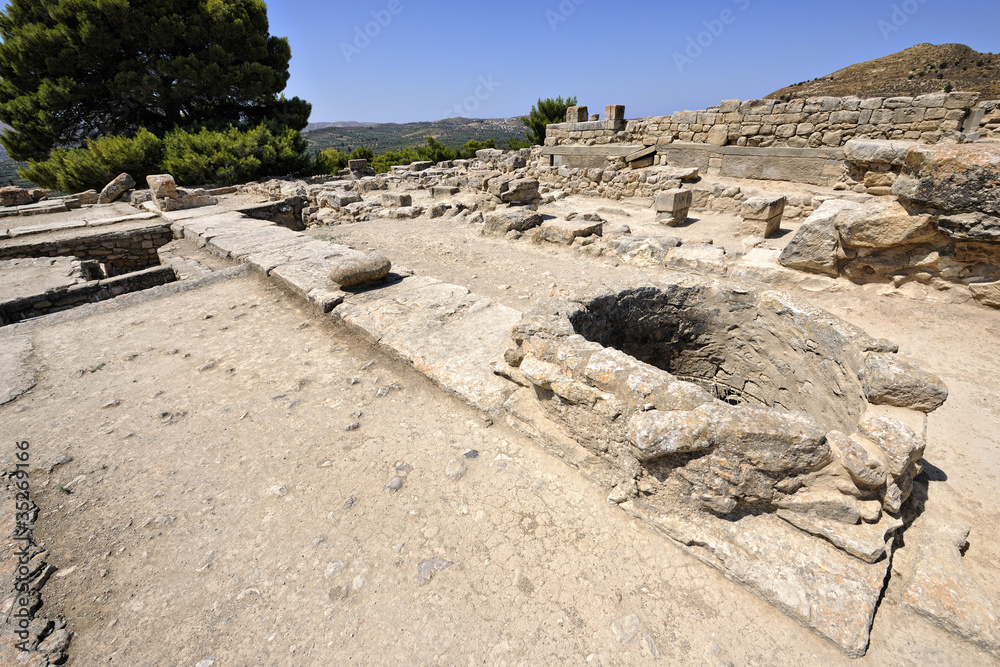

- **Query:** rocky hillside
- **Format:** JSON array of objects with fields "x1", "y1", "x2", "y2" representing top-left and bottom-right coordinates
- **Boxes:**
[{"x1": 767, "y1": 43, "x2": 1000, "y2": 101}]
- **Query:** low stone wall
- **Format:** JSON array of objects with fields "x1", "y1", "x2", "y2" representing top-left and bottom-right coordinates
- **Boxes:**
[
  {"x1": 0, "y1": 223, "x2": 173, "y2": 276},
  {"x1": 546, "y1": 94, "x2": 982, "y2": 151},
  {"x1": 0, "y1": 265, "x2": 177, "y2": 325}
]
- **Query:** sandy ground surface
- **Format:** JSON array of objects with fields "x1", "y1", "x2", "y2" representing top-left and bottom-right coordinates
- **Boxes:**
[{"x1": 2, "y1": 193, "x2": 998, "y2": 665}]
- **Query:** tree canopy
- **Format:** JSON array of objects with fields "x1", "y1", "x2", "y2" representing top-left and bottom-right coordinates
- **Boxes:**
[
  {"x1": 522, "y1": 96, "x2": 577, "y2": 145},
  {"x1": 0, "y1": 0, "x2": 311, "y2": 162}
]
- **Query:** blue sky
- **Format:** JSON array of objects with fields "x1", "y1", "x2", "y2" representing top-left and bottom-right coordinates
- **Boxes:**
[{"x1": 267, "y1": 0, "x2": 999, "y2": 123}]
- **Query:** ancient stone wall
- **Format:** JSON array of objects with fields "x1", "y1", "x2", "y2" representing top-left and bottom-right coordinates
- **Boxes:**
[
  {"x1": 546, "y1": 94, "x2": 981, "y2": 150},
  {"x1": 0, "y1": 224, "x2": 173, "y2": 276}
]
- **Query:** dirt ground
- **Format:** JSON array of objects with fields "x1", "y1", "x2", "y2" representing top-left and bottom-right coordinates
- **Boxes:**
[{"x1": 3, "y1": 192, "x2": 999, "y2": 665}]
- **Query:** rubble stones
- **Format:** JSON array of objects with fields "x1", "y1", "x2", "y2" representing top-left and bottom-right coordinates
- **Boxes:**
[
  {"x1": 98, "y1": 172, "x2": 136, "y2": 204},
  {"x1": 146, "y1": 174, "x2": 218, "y2": 212},
  {"x1": 779, "y1": 200, "x2": 861, "y2": 276},
  {"x1": 836, "y1": 197, "x2": 937, "y2": 248},
  {"x1": 499, "y1": 178, "x2": 540, "y2": 205}
]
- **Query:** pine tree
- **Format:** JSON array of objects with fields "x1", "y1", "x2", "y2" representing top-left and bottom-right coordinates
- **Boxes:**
[
  {"x1": 0, "y1": 0, "x2": 311, "y2": 161},
  {"x1": 522, "y1": 96, "x2": 577, "y2": 145}
]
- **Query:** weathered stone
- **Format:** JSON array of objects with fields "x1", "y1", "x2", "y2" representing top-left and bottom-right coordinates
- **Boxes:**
[
  {"x1": 892, "y1": 143, "x2": 1000, "y2": 215},
  {"x1": 628, "y1": 402, "x2": 828, "y2": 468},
  {"x1": 779, "y1": 200, "x2": 861, "y2": 276},
  {"x1": 328, "y1": 252, "x2": 391, "y2": 287},
  {"x1": 857, "y1": 411, "x2": 924, "y2": 479},
  {"x1": 836, "y1": 197, "x2": 937, "y2": 248},
  {"x1": 566, "y1": 106, "x2": 589, "y2": 123},
  {"x1": 98, "y1": 172, "x2": 136, "y2": 204},
  {"x1": 612, "y1": 236, "x2": 680, "y2": 266},
  {"x1": 777, "y1": 510, "x2": 901, "y2": 563},
  {"x1": 537, "y1": 219, "x2": 602, "y2": 245},
  {"x1": 146, "y1": 174, "x2": 218, "y2": 212},
  {"x1": 969, "y1": 280, "x2": 1000, "y2": 308},
  {"x1": 483, "y1": 209, "x2": 542, "y2": 235},
  {"x1": 740, "y1": 195, "x2": 785, "y2": 237},
  {"x1": 348, "y1": 159, "x2": 369, "y2": 171},
  {"x1": 382, "y1": 192, "x2": 412, "y2": 208},
  {"x1": 665, "y1": 244, "x2": 727, "y2": 275},
  {"x1": 937, "y1": 212, "x2": 1000, "y2": 242},
  {"x1": 706, "y1": 125, "x2": 729, "y2": 146},
  {"x1": 431, "y1": 186, "x2": 460, "y2": 199},
  {"x1": 860, "y1": 352, "x2": 948, "y2": 412},
  {"x1": 605, "y1": 105, "x2": 626, "y2": 121},
  {"x1": 500, "y1": 178, "x2": 539, "y2": 205},
  {"x1": 827, "y1": 431, "x2": 887, "y2": 489},
  {"x1": 75, "y1": 189, "x2": 100, "y2": 205},
  {"x1": 896, "y1": 514, "x2": 1000, "y2": 653},
  {"x1": 0, "y1": 186, "x2": 32, "y2": 207},
  {"x1": 409, "y1": 161, "x2": 433, "y2": 172},
  {"x1": 653, "y1": 188, "x2": 692, "y2": 213},
  {"x1": 318, "y1": 191, "x2": 362, "y2": 208}
]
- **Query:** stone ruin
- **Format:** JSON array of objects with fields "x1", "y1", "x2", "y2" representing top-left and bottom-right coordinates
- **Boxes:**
[
  {"x1": 495, "y1": 276, "x2": 946, "y2": 655},
  {"x1": 3, "y1": 95, "x2": 1000, "y2": 662}
]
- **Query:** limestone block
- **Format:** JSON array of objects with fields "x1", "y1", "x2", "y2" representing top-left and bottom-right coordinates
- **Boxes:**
[
  {"x1": 566, "y1": 106, "x2": 589, "y2": 123},
  {"x1": 432, "y1": 186, "x2": 460, "y2": 199},
  {"x1": 779, "y1": 200, "x2": 862, "y2": 276},
  {"x1": 970, "y1": 280, "x2": 1000, "y2": 308},
  {"x1": 98, "y1": 173, "x2": 135, "y2": 204},
  {"x1": 500, "y1": 178, "x2": 539, "y2": 205},
  {"x1": 537, "y1": 219, "x2": 603, "y2": 245},
  {"x1": 483, "y1": 208, "x2": 542, "y2": 235},
  {"x1": 612, "y1": 236, "x2": 680, "y2": 266},
  {"x1": 653, "y1": 188, "x2": 692, "y2": 213},
  {"x1": 0, "y1": 186, "x2": 32, "y2": 207},
  {"x1": 381, "y1": 192, "x2": 412, "y2": 208},
  {"x1": 860, "y1": 352, "x2": 948, "y2": 412},
  {"x1": 665, "y1": 244, "x2": 727, "y2": 275},
  {"x1": 409, "y1": 161, "x2": 433, "y2": 172},
  {"x1": 740, "y1": 195, "x2": 785, "y2": 237},
  {"x1": 896, "y1": 515, "x2": 1000, "y2": 653},
  {"x1": 836, "y1": 197, "x2": 937, "y2": 248},
  {"x1": 892, "y1": 143, "x2": 1000, "y2": 216}
]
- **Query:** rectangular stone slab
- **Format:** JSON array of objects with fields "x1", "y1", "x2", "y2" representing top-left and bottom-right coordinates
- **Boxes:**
[
  {"x1": 333, "y1": 277, "x2": 521, "y2": 415},
  {"x1": 621, "y1": 500, "x2": 889, "y2": 658}
]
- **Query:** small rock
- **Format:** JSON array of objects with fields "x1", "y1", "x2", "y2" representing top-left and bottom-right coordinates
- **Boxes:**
[
  {"x1": 445, "y1": 458, "x2": 467, "y2": 480},
  {"x1": 611, "y1": 614, "x2": 641, "y2": 642},
  {"x1": 38, "y1": 453, "x2": 73, "y2": 473},
  {"x1": 417, "y1": 557, "x2": 453, "y2": 585},
  {"x1": 270, "y1": 485, "x2": 288, "y2": 497},
  {"x1": 345, "y1": 421, "x2": 360, "y2": 432},
  {"x1": 101, "y1": 399, "x2": 121, "y2": 409},
  {"x1": 194, "y1": 658, "x2": 215, "y2": 667},
  {"x1": 325, "y1": 561, "x2": 347, "y2": 579},
  {"x1": 386, "y1": 477, "x2": 403, "y2": 492},
  {"x1": 463, "y1": 449, "x2": 480, "y2": 459}
]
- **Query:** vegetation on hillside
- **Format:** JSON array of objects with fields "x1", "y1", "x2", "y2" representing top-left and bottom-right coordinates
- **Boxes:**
[
  {"x1": 767, "y1": 43, "x2": 1000, "y2": 101},
  {"x1": 305, "y1": 117, "x2": 529, "y2": 154}
]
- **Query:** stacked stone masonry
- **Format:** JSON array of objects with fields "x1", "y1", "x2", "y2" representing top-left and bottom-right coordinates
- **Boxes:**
[{"x1": 546, "y1": 94, "x2": 983, "y2": 150}]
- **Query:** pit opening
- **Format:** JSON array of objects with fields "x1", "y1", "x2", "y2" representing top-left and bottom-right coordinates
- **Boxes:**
[{"x1": 569, "y1": 285, "x2": 868, "y2": 433}]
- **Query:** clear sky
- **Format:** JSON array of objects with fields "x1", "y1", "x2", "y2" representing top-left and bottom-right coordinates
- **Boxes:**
[{"x1": 266, "y1": 0, "x2": 1000, "y2": 124}]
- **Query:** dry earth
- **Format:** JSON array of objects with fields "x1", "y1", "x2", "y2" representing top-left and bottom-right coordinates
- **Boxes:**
[{"x1": 2, "y1": 190, "x2": 999, "y2": 665}]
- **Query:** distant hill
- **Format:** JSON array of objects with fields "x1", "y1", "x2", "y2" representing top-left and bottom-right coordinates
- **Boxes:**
[
  {"x1": 767, "y1": 43, "x2": 1000, "y2": 101},
  {"x1": 304, "y1": 117, "x2": 529, "y2": 154}
]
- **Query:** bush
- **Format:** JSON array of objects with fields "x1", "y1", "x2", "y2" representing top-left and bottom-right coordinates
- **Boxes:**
[
  {"x1": 21, "y1": 129, "x2": 162, "y2": 192},
  {"x1": 314, "y1": 148, "x2": 349, "y2": 175},
  {"x1": 522, "y1": 96, "x2": 577, "y2": 145},
  {"x1": 161, "y1": 124, "x2": 311, "y2": 186},
  {"x1": 22, "y1": 124, "x2": 312, "y2": 190}
]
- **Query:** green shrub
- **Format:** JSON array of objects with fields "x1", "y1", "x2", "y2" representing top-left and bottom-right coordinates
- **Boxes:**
[
  {"x1": 314, "y1": 148, "x2": 349, "y2": 175},
  {"x1": 21, "y1": 128, "x2": 162, "y2": 191},
  {"x1": 161, "y1": 124, "x2": 311, "y2": 186}
]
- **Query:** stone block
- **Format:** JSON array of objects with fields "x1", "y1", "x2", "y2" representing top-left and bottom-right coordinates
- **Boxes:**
[
  {"x1": 499, "y1": 178, "x2": 539, "y2": 205},
  {"x1": 484, "y1": 208, "x2": 542, "y2": 235},
  {"x1": 654, "y1": 188, "x2": 693, "y2": 213},
  {"x1": 348, "y1": 159, "x2": 369, "y2": 171},
  {"x1": 409, "y1": 161, "x2": 433, "y2": 172},
  {"x1": 604, "y1": 104, "x2": 625, "y2": 120},
  {"x1": 431, "y1": 186, "x2": 460, "y2": 199},
  {"x1": 537, "y1": 219, "x2": 603, "y2": 244},
  {"x1": 566, "y1": 106, "x2": 589, "y2": 123},
  {"x1": 381, "y1": 192, "x2": 412, "y2": 208}
]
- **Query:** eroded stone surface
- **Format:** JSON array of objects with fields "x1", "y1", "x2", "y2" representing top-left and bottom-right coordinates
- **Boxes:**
[
  {"x1": 0, "y1": 334, "x2": 35, "y2": 404},
  {"x1": 895, "y1": 514, "x2": 1000, "y2": 654}
]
